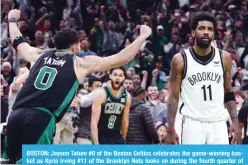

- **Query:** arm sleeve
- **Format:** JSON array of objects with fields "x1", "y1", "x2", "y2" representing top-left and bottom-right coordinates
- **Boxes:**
[{"x1": 79, "y1": 90, "x2": 100, "y2": 108}]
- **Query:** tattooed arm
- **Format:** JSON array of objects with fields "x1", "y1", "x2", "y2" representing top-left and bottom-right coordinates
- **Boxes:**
[
  {"x1": 223, "y1": 50, "x2": 242, "y2": 144},
  {"x1": 166, "y1": 53, "x2": 184, "y2": 144}
]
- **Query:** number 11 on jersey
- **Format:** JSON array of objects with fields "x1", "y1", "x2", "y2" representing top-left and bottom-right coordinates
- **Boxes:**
[{"x1": 201, "y1": 85, "x2": 212, "y2": 101}]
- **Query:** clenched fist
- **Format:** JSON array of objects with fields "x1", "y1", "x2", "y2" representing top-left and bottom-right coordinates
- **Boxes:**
[
  {"x1": 139, "y1": 25, "x2": 152, "y2": 39},
  {"x1": 8, "y1": 9, "x2": 21, "y2": 20}
]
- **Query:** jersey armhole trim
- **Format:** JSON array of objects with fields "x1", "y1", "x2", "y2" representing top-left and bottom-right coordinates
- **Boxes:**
[
  {"x1": 219, "y1": 49, "x2": 225, "y2": 73},
  {"x1": 179, "y1": 102, "x2": 184, "y2": 114},
  {"x1": 124, "y1": 89, "x2": 128, "y2": 106},
  {"x1": 103, "y1": 86, "x2": 108, "y2": 104},
  {"x1": 72, "y1": 55, "x2": 77, "y2": 61},
  {"x1": 181, "y1": 51, "x2": 187, "y2": 80}
]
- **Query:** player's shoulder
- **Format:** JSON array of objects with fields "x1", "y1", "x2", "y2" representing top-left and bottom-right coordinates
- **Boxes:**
[
  {"x1": 214, "y1": 47, "x2": 231, "y2": 59},
  {"x1": 171, "y1": 52, "x2": 184, "y2": 70},
  {"x1": 219, "y1": 49, "x2": 232, "y2": 66},
  {"x1": 125, "y1": 90, "x2": 132, "y2": 100},
  {"x1": 123, "y1": 89, "x2": 132, "y2": 106},
  {"x1": 93, "y1": 87, "x2": 107, "y2": 103},
  {"x1": 98, "y1": 87, "x2": 107, "y2": 96}
]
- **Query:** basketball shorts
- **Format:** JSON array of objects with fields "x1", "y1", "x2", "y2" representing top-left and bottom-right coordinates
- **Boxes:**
[
  {"x1": 181, "y1": 116, "x2": 229, "y2": 144},
  {"x1": 243, "y1": 136, "x2": 248, "y2": 144},
  {"x1": 98, "y1": 131, "x2": 126, "y2": 144},
  {"x1": 5, "y1": 107, "x2": 56, "y2": 164}
]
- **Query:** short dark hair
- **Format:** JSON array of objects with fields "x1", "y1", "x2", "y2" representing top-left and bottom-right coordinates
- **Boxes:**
[
  {"x1": 109, "y1": 67, "x2": 126, "y2": 77},
  {"x1": 190, "y1": 12, "x2": 217, "y2": 31},
  {"x1": 54, "y1": 28, "x2": 79, "y2": 49},
  {"x1": 125, "y1": 77, "x2": 133, "y2": 81},
  {"x1": 88, "y1": 76, "x2": 102, "y2": 87},
  {"x1": 132, "y1": 86, "x2": 145, "y2": 97}
]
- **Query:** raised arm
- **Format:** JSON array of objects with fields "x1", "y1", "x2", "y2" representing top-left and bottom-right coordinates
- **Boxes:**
[
  {"x1": 8, "y1": 9, "x2": 42, "y2": 63},
  {"x1": 222, "y1": 51, "x2": 242, "y2": 144},
  {"x1": 166, "y1": 53, "x2": 184, "y2": 144},
  {"x1": 11, "y1": 67, "x2": 29, "y2": 93},
  {"x1": 121, "y1": 93, "x2": 131, "y2": 140},
  {"x1": 91, "y1": 89, "x2": 106, "y2": 144},
  {"x1": 78, "y1": 25, "x2": 151, "y2": 74}
]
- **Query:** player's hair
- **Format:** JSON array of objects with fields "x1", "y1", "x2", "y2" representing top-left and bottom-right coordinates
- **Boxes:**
[
  {"x1": 54, "y1": 28, "x2": 79, "y2": 49},
  {"x1": 109, "y1": 67, "x2": 126, "y2": 77},
  {"x1": 88, "y1": 76, "x2": 102, "y2": 87},
  {"x1": 190, "y1": 12, "x2": 217, "y2": 31},
  {"x1": 132, "y1": 86, "x2": 145, "y2": 97}
]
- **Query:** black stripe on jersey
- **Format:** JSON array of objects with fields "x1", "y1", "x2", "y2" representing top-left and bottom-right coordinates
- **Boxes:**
[
  {"x1": 179, "y1": 103, "x2": 184, "y2": 114},
  {"x1": 181, "y1": 117, "x2": 185, "y2": 144},
  {"x1": 219, "y1": 49, "x2": 225, "y2": 73},
  {"x1": 181, "y1": 50, "x2": 187, "y2": 80},
  {"x1": 189, "y1": 47, "x2": 215, "y2": 66}
]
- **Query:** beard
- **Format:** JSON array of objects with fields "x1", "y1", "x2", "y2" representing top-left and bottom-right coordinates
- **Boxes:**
[
  {"x1": 126, "y1": 87, "x2": 133, "y2": 93},
  {"x1": 111, "y1": 80, "x2": 124, "y2": 90},
  {"x1": 195, "y1": 35, "x2": 212, "y2": 48}
]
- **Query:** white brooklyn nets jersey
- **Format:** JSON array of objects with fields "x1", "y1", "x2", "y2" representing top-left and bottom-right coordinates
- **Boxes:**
[{"x1": 180, "y1": 47, "x2": 227, "y2": 121}]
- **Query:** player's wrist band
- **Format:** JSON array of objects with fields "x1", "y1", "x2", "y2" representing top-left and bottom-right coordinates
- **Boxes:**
[
  {"x1": 13, "y1": 36, "x2": 26, "y2": 50},
  {"x1": 224, "y1": 92, "x2": 235, "y2": 103},
  {"x1": 8, "y1": 18, "x2": 18, "y2": 23},
  {"x1": 166, "y1": 129, "x2": 175, "y2": 134},
  {"x1": 231, "y1": 116, "x2": 238, "y2": 120}
]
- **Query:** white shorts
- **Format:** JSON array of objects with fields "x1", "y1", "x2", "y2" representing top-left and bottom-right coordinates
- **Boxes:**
[{"x1": 181, "y1": 116, "x2": 229, "y2": 144}]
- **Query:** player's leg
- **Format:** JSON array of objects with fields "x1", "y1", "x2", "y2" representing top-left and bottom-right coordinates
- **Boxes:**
[
  {"x1": 18, "y1": 108, "x2": 56, "y2": 164},
  {"x1": 206, "y1": 121, "x2": 229, "y2": 144},
  {"x1": 98, "y1": 132, "x2": 109, "y2": 144},
  {"x1": 181, "y1": 117, "x2": 207, "y2": 144},
  {"x1": 102, "y1": 132, "x2": 127, "y2": 144},
  {"x1": 243, "y1": 136, "x2": 248, "y2": 144},
  {"x1": 5, "y1": 109, "x2": 23, "y2": 164}
]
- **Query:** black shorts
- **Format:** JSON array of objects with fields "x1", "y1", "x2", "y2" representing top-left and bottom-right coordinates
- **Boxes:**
[
  {"x1": 243, "y1": 136, "x2": 248, "y2": 144},
  {"x1": 5, "y1": 107, "x2": 56, "y2": 164},
  {"x1": 98, "y1": 131, "x2": 126, "y2": 144}
]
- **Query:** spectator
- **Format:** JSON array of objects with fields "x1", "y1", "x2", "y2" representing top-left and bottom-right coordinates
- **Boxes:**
[
  {"x1": 1, "y1": 75, "x2": 8, "y2": 124},
  {"x1": 8, "y1": 67, "x2": 29, "y2": 121},
  {"x1": 123, "y1": 77, "x2": 134, "y2": 93},
  {"x1": 126, "y1": 86, "x2": 159, "y2": 144},
  {"x1": 155, "y1": 122, "x2": 167, "y2": 144},
  {"x1": 79, "y1": 39, "x2": 97, "y2": 58},
  {"x1": 101, "y1": 5, "x2": 122, "y2": 56},
  {"x1": 146, "y1": 86, "x2": 167, "y2": 125},
  {"x1": 2, "y1": 62, "x2": 15, "y2": 85}
]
